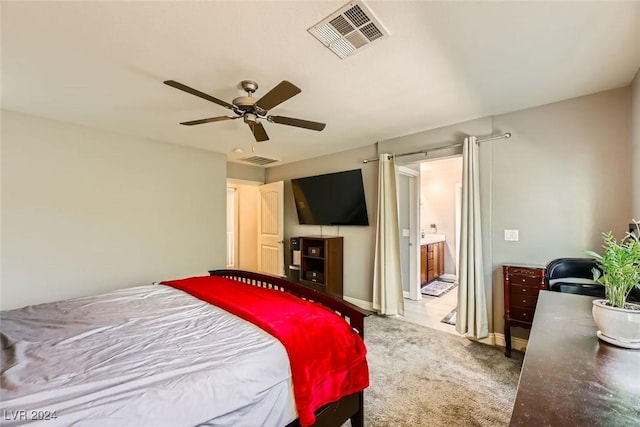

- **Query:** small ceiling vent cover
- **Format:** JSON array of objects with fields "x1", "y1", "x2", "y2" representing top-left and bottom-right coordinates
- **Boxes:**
[
  {"x1": 308, "y1": 0, "x2": 389, "y2": 59},
  {"x1": 240, "y1": 155, "x2": 279, "y2": 166}
]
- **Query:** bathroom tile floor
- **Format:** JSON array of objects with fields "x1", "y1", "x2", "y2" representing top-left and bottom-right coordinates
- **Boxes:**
[{"x1": 397, "y1": 285, "x2": 459, "y2": 336}]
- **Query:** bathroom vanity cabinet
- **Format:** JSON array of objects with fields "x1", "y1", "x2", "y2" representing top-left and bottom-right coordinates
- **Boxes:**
[{"x1": 420, "y1": 241, "x2": 444, "y2": 285}]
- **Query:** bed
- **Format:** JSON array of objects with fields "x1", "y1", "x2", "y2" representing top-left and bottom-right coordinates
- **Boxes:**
[{"x1": 0, "y1": 269, "x2": 370, "y2": 427}]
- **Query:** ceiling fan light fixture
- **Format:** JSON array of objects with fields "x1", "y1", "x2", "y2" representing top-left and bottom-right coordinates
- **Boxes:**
[
  {"x1": 308, "y1": 0, "x2": 389, "y2": 59},
  {"x1": 232, "y1": 96, "x2": 256, "y2": 111},
  {"x1": 243, "y1": 113, "x2": 257, "y2": 124}
]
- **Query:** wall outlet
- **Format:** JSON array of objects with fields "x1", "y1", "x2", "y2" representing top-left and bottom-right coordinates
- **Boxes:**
[{"x1": 504, "y1": 229, "x2": 519, "y2": 241}]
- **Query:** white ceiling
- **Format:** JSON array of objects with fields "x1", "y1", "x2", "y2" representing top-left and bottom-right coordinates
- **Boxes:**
[{"x1": 2, "y1": 1, "x2": 640, "y2": 167}]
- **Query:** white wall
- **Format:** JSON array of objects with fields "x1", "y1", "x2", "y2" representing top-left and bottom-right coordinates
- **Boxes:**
[
  {"x1": 632, "y1": 68, "x2": 640, "y2": 220},
  {"x1": 227, "y1": 162, "x2": 265, "y2": 183},
  {"x1": 1, "y1": 110, "x2": 228, "y2": 310},
  {"x1": 492, "y1": 88, "x2": 631, "y2": 262}
]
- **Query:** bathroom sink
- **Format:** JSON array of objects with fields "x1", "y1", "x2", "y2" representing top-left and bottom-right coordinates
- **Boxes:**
[{"x1": 421, "y1": 233, "x2": 446, "y2": 245}]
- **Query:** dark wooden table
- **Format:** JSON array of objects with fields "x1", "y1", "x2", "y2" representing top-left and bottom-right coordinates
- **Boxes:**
[{"x1": 510, "y1": 291, "x2": 640, "y2": 426}]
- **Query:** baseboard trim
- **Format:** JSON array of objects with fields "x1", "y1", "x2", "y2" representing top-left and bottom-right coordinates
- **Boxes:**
[
  {"x1": 479, "y1": 333, "x2": 495, "y2": 346},
  {"x1": 494, "y1": 332, "x2": 529, "y2": 353},
  {"x1": 343, "y1": 296, "x2": 374, "y2": 311}
]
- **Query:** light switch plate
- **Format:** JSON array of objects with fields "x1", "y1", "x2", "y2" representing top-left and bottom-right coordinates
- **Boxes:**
[
  {"x1": 504, "y1": 229, "x2": 519, "y2": 241},
  {"x1": 402, "y1": 229, "x2": 410, "y2": 237}
]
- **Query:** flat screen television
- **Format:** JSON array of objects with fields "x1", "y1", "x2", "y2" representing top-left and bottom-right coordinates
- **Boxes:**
[{"x1": 291, "y1": 169, "x2": 369, "y2": 226}]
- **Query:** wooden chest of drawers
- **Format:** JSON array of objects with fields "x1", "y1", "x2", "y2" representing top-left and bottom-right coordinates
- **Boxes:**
[{"x1": 503, "y1": 264, "x2": 547, "y2": 357}]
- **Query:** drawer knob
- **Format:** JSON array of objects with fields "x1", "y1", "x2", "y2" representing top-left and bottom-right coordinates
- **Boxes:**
[
  {"x1": 521, "y1": 288, "x2": 526, "y2": 292},
  {"x1": 522, "y1": 299, "x2": 526, "y2": 304},
  {"x1": 523, "y1": 312, "x2": 527, "y2": 316},
  {"x1": 521, "y1": 278, "x2": 526, "y2": 282}
]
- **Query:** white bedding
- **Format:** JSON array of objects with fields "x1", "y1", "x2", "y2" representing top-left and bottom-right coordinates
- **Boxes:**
[{"x1": 0, "y1": 284, "x2": 297, "y2": 426}]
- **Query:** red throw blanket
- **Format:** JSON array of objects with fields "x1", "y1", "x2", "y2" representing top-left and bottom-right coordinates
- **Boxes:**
[{"x1": 161, "y1": 275, "x2": 369, "y2": 426}]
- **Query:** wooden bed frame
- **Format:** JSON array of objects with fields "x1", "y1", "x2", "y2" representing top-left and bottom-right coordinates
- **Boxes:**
[{"x1": 208, "y1": 269, "x2": 371, "y2": 427}]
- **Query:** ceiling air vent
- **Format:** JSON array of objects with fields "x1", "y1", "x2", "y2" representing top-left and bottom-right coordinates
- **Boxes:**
[
  {"x1": 240, "y1": 156, "x2": 279, "y2": 166},
  {"x1": 308, "y1": 0, "x2": 389, "y2": 59}
]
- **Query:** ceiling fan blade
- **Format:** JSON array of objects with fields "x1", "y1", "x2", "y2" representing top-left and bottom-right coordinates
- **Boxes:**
[
  {"x1": 255, "y1": 81, "x2": 301, "y2": 111},
  {"x1": 248, "y1": 121, "x2": 269, "y2": 142},
  {"x1": 164, "y1": 80, "x2": 235, "y2": 110},
  {"x1": 180, "y1": 116, "x2": 237, "y2": 126},
  {"x1": 268, "y1": 115, "x2": 326, "y2": 131}
]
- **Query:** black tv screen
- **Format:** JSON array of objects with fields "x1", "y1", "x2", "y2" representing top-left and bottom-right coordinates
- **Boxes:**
[{"x1": 291, "y1": 169, "x2": 369, "y2": 226}]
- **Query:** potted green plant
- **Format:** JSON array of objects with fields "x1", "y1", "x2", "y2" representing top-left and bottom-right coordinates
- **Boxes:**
[{"x1": 585, "y1": 221, "x2": 640, "y2": 349}]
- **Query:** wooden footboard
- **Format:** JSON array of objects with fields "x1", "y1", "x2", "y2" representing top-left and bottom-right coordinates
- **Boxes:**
[
  {"x1": 208, "y1": 269, "x2": 370, "y2": 338},
  {"x1": 208, "y1": 269, "x2": 369, "y2": 427}
]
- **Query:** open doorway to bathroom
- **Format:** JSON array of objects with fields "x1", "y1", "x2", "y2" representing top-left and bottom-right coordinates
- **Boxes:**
[
  {"x1": 400, "y1": 156, "x2": 463, "y2": 335},
  {"x1": 226, "y1": 180, "x2": 260, "y2": 272}
]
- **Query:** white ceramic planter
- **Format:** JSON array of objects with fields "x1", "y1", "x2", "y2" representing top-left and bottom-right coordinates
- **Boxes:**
[{"x1": 592, "y1": 299, "x2": 640, "y2": 349}]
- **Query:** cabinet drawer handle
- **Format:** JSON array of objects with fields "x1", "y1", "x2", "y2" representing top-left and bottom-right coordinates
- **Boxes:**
[
  {"x1": 521, "y1": 278, "x2": 526, "y2": 283},
  {"x1": 522, "y1": 299, "x2": 526, "y2": 304},
  {"x1": 521, "y1": 288, "x2": 526, "y2": 292},
  {"x1": 522, "y1": 312, "x2": 527, "y2": 316}
]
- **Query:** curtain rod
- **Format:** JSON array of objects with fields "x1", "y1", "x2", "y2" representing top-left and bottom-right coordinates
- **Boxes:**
[{"x1": 362, "y1": 132, "x2": 511, "y2": 164}]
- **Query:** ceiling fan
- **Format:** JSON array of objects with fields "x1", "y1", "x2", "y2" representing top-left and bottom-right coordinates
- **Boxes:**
[{"x1": 164, "y1": 79, "x2": 326, "y2": 142}]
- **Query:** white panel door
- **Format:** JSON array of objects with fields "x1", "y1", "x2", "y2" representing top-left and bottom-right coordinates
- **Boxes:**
[
  {"x1": 398, "y1": 167, "x2": 420, "y2": 300},
  {"x1": 258, "y1": 181, "x2": 284, "y2": 277}
]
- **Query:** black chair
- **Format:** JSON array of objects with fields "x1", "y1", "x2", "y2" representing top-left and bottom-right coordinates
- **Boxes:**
[
  {"x1": 545, "y1": 258, "x2": 605, "y2": 298},
  {"x1": 546, "y1": 257, "x2": 640, "y2": 302}
]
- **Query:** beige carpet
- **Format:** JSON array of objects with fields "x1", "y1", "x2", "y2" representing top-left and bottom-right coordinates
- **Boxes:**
[{"x1": 347, "y1": 314, "x2": 524, "y2": 427}]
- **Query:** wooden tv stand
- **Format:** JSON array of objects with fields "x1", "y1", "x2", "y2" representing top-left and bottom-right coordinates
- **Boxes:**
[{"x1": 298, "y1": 236, "x2": 343, "y2": 297}]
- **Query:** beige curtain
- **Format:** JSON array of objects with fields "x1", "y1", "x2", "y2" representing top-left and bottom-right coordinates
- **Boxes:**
[
  {"x1": 372, "y1": 153, "x2": 405, "y2": 316},
  {"x1": 456, "y1": 136, "x2": 489, "y2": 338}
]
